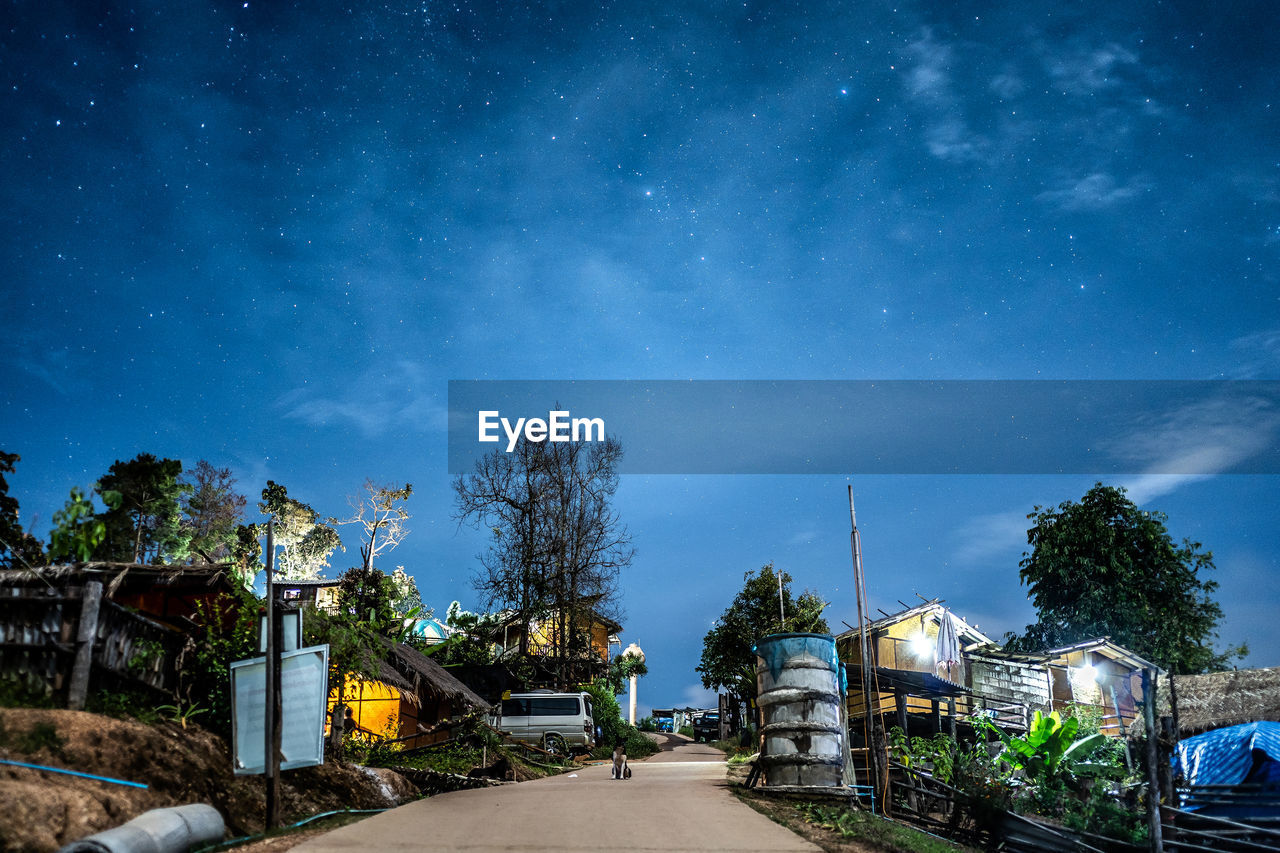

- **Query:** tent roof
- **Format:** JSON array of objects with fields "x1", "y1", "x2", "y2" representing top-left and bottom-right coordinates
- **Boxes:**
[{"x1": 1174, "y1": 721, "x2": 1280, "y2": 789}]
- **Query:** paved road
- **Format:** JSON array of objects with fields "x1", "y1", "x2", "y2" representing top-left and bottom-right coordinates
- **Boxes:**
[{"x1": 293, "y1": 734, "x2": 818, "y2": 852}]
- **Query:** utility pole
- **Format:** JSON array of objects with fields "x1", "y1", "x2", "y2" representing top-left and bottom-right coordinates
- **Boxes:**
[{"x1": 264, "y1": 519, "x2": 282, "y2": 830}]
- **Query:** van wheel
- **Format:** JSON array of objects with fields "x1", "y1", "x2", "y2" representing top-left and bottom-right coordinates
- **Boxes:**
[{"x1": 543, "y1": 734, "x2": 567, "y2": 757}]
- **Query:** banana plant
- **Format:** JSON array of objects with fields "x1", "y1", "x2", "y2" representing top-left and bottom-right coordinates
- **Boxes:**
[{"x1": 978, "y1": 711, "x2": 1114, "y2": 782}]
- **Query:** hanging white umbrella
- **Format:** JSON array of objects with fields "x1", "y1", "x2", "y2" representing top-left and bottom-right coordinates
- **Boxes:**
[{"x1": 934, "y1": 608, "x2": 961, "y2": 682}]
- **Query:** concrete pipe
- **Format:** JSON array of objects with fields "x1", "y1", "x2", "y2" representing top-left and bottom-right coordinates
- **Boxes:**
[{"x1": 58, "y1": 803, "x2": 225, "y2": 853}]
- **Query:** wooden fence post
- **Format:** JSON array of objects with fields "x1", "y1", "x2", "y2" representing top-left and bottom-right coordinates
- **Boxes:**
[
  {"x1": 1143, "y1": 668, "x2": 1164, "y2": 853},
  {"x1": 67, "y1": 580, "x2": 102, "y2": 711}
]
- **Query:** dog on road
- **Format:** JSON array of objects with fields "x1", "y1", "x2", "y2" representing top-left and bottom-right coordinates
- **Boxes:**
[{"x1": 611, "y1": 743, "x2": 631, "y2": 779}]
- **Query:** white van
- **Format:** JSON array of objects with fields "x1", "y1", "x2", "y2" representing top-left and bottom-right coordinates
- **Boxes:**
[{"x1": 497, "y1": 690, "x2": 596, "y2": 755}]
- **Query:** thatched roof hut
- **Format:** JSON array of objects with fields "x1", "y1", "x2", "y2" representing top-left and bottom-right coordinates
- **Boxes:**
[
  {"x1": 374, "y1": 637, "x2": 493, "y2": 712},
  {"x1": 1160, "y1": 667, "x2": 1280, "y2": 735}
]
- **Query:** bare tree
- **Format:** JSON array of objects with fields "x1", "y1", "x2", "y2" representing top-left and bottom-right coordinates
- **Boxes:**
[
  {"x1": 332, "y1": 480, "x2": 413, "y2": 571},
  {"x1": 453, "y1": 432, "x2": 633, "y2": 686}
]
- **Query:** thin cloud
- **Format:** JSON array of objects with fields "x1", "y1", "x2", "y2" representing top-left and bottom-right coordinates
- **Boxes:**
[
  {"x1": 1229, "y1": 329, "x2": 1280, "y2": 378},
  {"x1": 951, "y1": 509, "x2": 1030, "y2": 567},
  {"x1": 680, "y1": 683, "x2": 719, "y2": 710},
  {"x1": 953, "y1": 392, "x2": 1280, "y2": 565},
  {"x1": 1046, "y1": 43, "x2": 1139, "y2": 95},
  {"x1": 1037, "y1": 172, "x2": 1150, "y2": 211},
  {"x1": 277, "y1": 361, "x2": 446, "y2": 438},
  {"x1": 900, "y1": 29, "x2": 991, "y2": 165},
  {"x1": 1101, "y1": 394, "x2": 1280, "y2": 477}
]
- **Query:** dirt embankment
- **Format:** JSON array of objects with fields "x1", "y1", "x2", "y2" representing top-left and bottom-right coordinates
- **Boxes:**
[{"x1": 0, "y1": 708, "x2": 416, "y2": 853}]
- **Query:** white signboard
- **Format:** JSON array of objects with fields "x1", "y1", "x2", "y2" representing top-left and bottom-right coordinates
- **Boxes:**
[
  {"x1": 230, "y1": 644, "x2": 329, "y2": 775},
  {"x1": 258, "y1": 610, "x2": 302, "y2": 653}
]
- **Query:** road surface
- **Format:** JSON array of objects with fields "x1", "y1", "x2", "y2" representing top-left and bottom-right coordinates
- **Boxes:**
[{"x1": 293, "y1": 733, "x2": 818, "y2": 852}]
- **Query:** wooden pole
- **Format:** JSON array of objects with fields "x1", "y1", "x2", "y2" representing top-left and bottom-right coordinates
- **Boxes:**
[
  {"x1": 849, "y1": 487, "x2": 883, "y2": 810},
  {"x1": 264, "y1": 520, "x2": 281, "y2": 830},
  {"x1": 67, "y1": 580, "x2": 103, "y2": 711},
  {"x1": 1143, "y1": 668, "x2": 1164, "y2": 853}
]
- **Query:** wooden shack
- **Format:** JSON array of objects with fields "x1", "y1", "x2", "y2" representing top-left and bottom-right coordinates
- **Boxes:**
[
  {"x1": 837, "y1": 599, "x2": 1158, "y2": 738},
  {"x1": 0, "y1": 563, "x2": 240, "y2": 708},
  {"x1": 837, "y1": 600, "x2": 993, "y2": 735}
]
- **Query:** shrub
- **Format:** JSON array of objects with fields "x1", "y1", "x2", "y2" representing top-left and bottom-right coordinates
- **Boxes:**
[
  {"x1": 177, "y1": 587, "x2": 260, "y2": 738},
  {"x1": 582, "y1": 682, "x2": 657, "y2": 759}
]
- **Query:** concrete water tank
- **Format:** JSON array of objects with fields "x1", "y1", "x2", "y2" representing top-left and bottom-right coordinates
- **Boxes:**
[{"x1": 755, "y1": 632, "x2": 845, "y2": 787}]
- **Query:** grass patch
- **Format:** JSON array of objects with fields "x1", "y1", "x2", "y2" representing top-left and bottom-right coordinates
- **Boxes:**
[
  {"x1": 383, "y1": 743, "x2": 487, "y2": 775},
  {"x1": 796, "y1": 802, "x2": 970, "y2": 853},
  {"x1": 84, "y1": 688, "x2": 162, "y2": 724},
  {"x1": 709, "y1": 737, "x2": 755, "y2": 759},
  {"x1": 736, "y1": 790, "x2": 976, "y2": 853},
  {"x1": 0, "y1": 718, "x2": 65, "y2": 757}
]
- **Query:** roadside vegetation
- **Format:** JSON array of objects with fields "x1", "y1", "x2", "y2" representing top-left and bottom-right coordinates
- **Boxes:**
[{"x1": 735, "y1": 790, "x2": 977, "y2": 853}]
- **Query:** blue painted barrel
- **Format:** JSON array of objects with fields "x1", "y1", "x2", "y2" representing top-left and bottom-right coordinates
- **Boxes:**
[{"x1": 755, "y1": 632, "x2": 845, "y2": 787}]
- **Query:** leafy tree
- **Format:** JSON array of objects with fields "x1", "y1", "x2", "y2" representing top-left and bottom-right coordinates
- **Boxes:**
[
  {"x1": 181, "y1": 460, "x2": 247, "y2": 564},
  {"x1": 1006, "y1": 483, "x2": 1246, "y2": 674},
  {"x1": 335, "y1": 566, "x2": 404, "y2": 637},
  {"x1": 602, "y1": 651, "x2": 649, "y2": 696},
  {"x1": 333, "y1": 480, "x2": 413, "y2": 571},
  {"x1": 697, "y1": 563, "x2": 829, "y2": 705},
  {"x1": 388, "y1": 566, "x2": 423, "y2": 616},
  {"x1": 48, "y1": 487, "x2": 120, "y2": 563},
  {"x1": 453, "y1": 430, "x2": 632, "y2": 687},
  {"x1": 425, "y1": 601, "x2": 500, "y2": 665},
  {"x1": 259, "y1": 481, "x2": 342, "y2": 580},
  {"x1": 0, "y1": 451, "x2": 45, "y2": 568},
  {"x1": 96, "y1": 454, "x2": 189, "y2": 563},
  {"x1": 230, "y1": 523, "x2": 264, "y2": 587}
]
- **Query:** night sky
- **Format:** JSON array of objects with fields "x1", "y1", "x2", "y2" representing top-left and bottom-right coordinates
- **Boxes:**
[{"x1": 4, "y1": 1, "x2": 1279, "y2": 715}]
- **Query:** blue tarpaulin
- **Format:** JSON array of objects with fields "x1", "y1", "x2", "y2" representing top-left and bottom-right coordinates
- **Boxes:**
[{"x1": 1174, "y1": 721, "x2": 1280, "y2": 817}]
